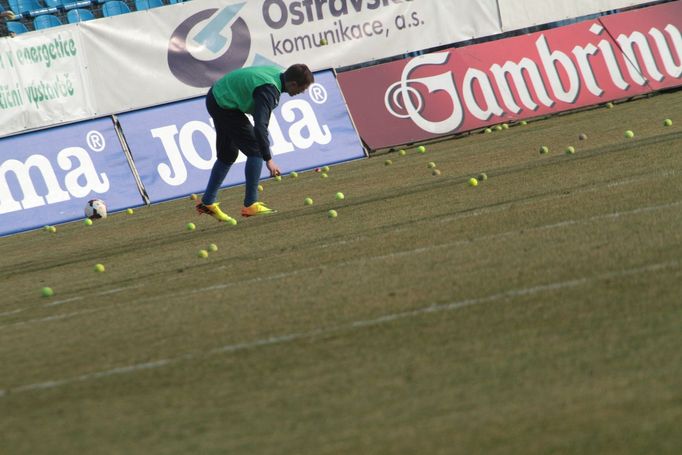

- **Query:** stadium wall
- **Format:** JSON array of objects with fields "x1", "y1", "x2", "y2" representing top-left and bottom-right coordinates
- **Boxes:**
[
  {"x1": 0, "y1": 0, "x2": 665, "y2": 138},
  {"x1": 336, "y1": 1, "x2": 682, "y2": 150}
]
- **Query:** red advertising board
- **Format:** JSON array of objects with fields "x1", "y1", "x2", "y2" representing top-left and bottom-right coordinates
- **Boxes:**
[{"x1": 337, "y1": 1, "x2": 682, "y2": 150}]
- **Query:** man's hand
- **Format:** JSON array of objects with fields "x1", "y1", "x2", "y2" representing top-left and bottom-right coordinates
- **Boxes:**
[{"x1": 266, "y1": 159, "x2": 281, "y2": 177}]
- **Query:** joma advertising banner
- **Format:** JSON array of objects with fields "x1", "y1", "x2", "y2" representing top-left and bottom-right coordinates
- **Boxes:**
[
  {"x1": 337, "y1": 1, "x2": 682, "y2": 150},
  {"x1": 116, "y1": 70, "x2": 364, "y2": 203},
  {"x1": 0, "y1": 28, "x2": 94, "y2": 138},
  {"x1": 0, "y1": 118, "x2": 144, "y2": 237}
]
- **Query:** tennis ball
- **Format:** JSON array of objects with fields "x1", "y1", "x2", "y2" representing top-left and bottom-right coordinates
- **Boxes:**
[
  {"x1": 198, "y1": 249, "x2": 209, "y2": 258},
  {"x1": 186, "y1": 222, "x2": 196, "y2": 231},
  {"x1": 539, "y1": 146, "x2": 549, "y2": 154},
  {"x1": 49, "y1": 226, "x2": 57, "y2": 233},
  {"x1": 208, "y1": 243, "x2": 218, "y2": 253},
  {"x1": 578, "y1": 133, "x2": 588, "y2": 140},
  {"x1": 335, "y1": 192, "x2": 345, "y2": 200},
  {"x1": 126, "y1": 208, "x2": 134, "y2": 215},
  {"x1": 94, "y1": 263, "x2": 105, "y2": 273},
  {"x1": 84, "y1": 218, "x2": 93, "y2": 226},
  {"x1": 321, "y1": 172, "x2": 329, "y2": 178},
  {"x1": 432, "y1": 169, "x2": 441, "y2": 176},
  {"x1": 43, "y1": 225, "x2": 51, "y2": 232},
  {"x1": 190, "y1": 194, "x2": 198, "y2": 200},
  {"x1": 663, "y1": 119, "x2": 672, "y2": 126},
  {"x1": 328, "y1": 209, "x2": 338, "y2": 218},
  {"x1": 427, "y1": 162, "x2": 436, "y2": 169},
  {"x1": 304, "y1": 197, "x2": 313, "y2": 206},
  {"x1": 227, "y1": 218, "x2": 237, "y2": 226},
  {"x1": 484, "y1": 128, "x2": 492, "y2": 134},
  {"x1": 274, "y1": 175, "x2": 282, "y2": 181},
  {"x1": 417, "y1": 145, "x2": 426, "y2": 153},
  {"x1": 398, "y1": 149, "x2": 406, "y2": 156},
  {"x1": 495, "y1": 125, "x2": 503, "y2": 131},
  {"x1": 257, "y1": 184, "x2": 264, "y2": 192},
  {"x1": 606, "y1": 102, "x2": 614, "y2": 109},
  {"x1": 468, "y1": 177, "x2": 478, "y2": 187},
  {"x1": 520, "y1": 120, "x2": 528, "y2": 126},
  {"x1": 502, "y1": 123, "x2": 509, "y2": 130},
  {"x1": 477, "y1": 172, "x2": 488, "y2": 181},
  {"x1": 41, "y1": 287, "x2": 54, "y2": 298},
  {"x1": 291, "y1": 171, "x2": 298, "y2": 178},
  {"x1": 565, "y1": 146, "x2": 576, "y2": 154},
  {"x1": 624, "y1": 130, "x2": 634, "y2": 138},
  {"x1": 385, "y1": 159, "x2": 393, "y2": 166},
  {"x1": 322, "y1": 165, "x2": 330, "y2": 172}
]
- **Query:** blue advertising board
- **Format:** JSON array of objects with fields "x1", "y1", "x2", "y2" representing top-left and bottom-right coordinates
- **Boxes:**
[
  {"x1": 117, "y1": 70, "x2": 365, "y2": 204},
  {"x1": 0, "y1": 118, "x2": 144, "y2": 237}
]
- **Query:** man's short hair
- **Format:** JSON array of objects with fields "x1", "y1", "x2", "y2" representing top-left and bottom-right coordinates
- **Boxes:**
[{"x1": 284, "y1": 64, "x2": 314, "y2": 86}]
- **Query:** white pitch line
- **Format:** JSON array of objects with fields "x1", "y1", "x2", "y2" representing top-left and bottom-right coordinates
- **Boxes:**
[
  {"x1": 0, "y1": 309, "x2": 99, "y2": 330},
  {"x1": 0, "y1": 308, "x2": 25, "y2": 317},
  {"x1": 2, "y1": 199, "x2": 680, "y2": 331},
  {"x1": 97, "y1": 285, "x2": 141, "y2": 296},
  {"x1": 44, "y1": 296, "x2": 83, "y2": 307},
  {"x1": 1, "y1": 259, "x2": 677, "y2": 398}
]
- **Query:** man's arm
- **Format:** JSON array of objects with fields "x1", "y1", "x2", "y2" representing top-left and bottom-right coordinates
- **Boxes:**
[{"x1": 251, "y1": 84, "x2": 280, "y2": 162}]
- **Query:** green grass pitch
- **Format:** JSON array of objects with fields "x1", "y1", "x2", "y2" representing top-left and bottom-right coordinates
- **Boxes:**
[{"x1": 1, "y1": 91, "x2": 681, "y2": 454}]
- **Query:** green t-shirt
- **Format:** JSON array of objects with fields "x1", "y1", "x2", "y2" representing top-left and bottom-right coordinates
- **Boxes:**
[{"x1": 211, "y1": 66, "x2": 283, "y2": 114}]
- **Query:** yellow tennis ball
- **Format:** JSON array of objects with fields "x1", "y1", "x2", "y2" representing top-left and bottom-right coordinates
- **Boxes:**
[
  {"x1": 190, "y1": 194, "x2": 198, "y2": 200},
  {"x1": 41, "y1": 287, "x2": 54, "y2": 297},
  {"x1": 186, "y1": 222, "x2": 196, "y2": 231},
  {"x1": 328, "y1": 209, "x2": 338, "y2": 218},
  {"x1": 417, "y1": 145, "x2": 426, "y2": 153},
  {"x1": 257, "y1": 184, "x2": 264, "y2": 192},
  {"x1": 565, "y1": 146, "x2": 576, "y2": 154},
  {"x1": 304, "y1": 197, "x2": 313, "y2": 206},
  {"x1": 290, "y1": 171, "x2": 298, "y2": 178},
  {"x1": 198, "y1": 249, "x2": 209, "y2": 258},
  {"x1": 468, "y1": 177, "x2": 478, "y2": 187},
  {"x1": 208, "y1": 243, "x2": 218, "y2": 253},
  {"x1": 84, "y1": 218, "x2": 93, "y2": 226},
  {"x1": 94, "y1": 264, "x2": 105, "y2": 273},
  {"x1": 335, "y1": 192, "x2": 345, "y2": 200},
  {"x1": 624, "y1": 130, "x2": 634, "y2": 138},
  {"x1": 126, "y1": 208, "x2": 134, "y2": 215}
]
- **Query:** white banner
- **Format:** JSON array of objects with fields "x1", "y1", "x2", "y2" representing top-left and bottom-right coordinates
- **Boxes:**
[
  {"x1": 498, "y1": 0, "x2": 660, "y2": 31},
  {"x1": 0, "y1": 28, "x2": 94, "y2": 137},
  {"x1": 79, "y1": 0, "x2": 502, "y2": 117}
]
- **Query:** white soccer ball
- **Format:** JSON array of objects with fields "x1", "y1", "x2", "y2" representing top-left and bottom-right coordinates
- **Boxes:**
[{"x1": 84, "y1": 199, "x2": 107, "y2": 219}]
